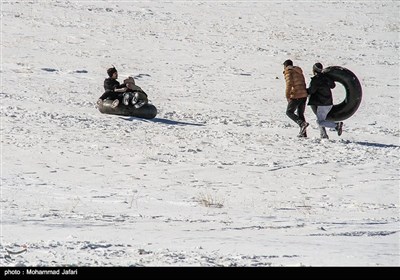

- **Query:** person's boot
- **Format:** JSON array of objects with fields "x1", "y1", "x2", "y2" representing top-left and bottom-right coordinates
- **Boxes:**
[
  {"x1": 131, "y1": 92, "x2": 139, "y2": 106},
  {"x1": 134, "y1": 100, "x2": 146, "y2": 109},
  {"x1": 336, "y1": 122, "x2": 343, "y2": 136},
  {"x1": 123, "y1": 93, "x2": 130, "y2": 106},
  {"x1": 96, "y1": 99, "x2": 103, "y2": 108},
  {"x1": 319, "y1": 127, "x2": 329, "y2": 139},
  {"x1": 111, "y1": 99, "x2": 119, "y2": 108},
  {"x1": 300, "y1": 121, "x2": 309, "y2": 135},
  {"x1": 297, "y1": 131, "x2": 307, "y2": 138}
]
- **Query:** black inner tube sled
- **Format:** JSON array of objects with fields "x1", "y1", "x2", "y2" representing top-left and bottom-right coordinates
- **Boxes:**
[
  {"x1": 98, "y1": 100, "x2": 157, "y2": 119},
  {"x1": 321, "y1": 66, "x2": 362, "y2": 122}
]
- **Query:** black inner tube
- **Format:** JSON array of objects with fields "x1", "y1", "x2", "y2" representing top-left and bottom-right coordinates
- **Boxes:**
[
  {"x1": 98, "y1": 100, "x2": 157, "y2": 119},
  {"x1": 323, "y1": 66, "x2": 362, "y2": 122}
]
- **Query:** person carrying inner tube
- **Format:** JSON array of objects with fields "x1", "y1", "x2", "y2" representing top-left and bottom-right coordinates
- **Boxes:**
[
  {"x1": 97, "y1": 66, "x2": 128, "y2": 108},
  {"x1": 307, "y1": 63, "x2": 343, "y2": 139},
  {"x1": 123, "y1": 77, "x2": 149, "y2": 109},
  {"x1": 283, "y1": 59, "x2": 309, "y2": 137}
]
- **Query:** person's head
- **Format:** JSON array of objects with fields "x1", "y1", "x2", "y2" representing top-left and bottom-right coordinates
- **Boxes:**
[
  {"x1": 283, "y1": 59, "x2": 293, "y2": 68},
  {"x1": 124, "y1": 77, "x2": 135, "y2": 89},
  {"x1": 313, "y1": 62, "x2": 323, "y2": 75},
  {"x1": 107, "y1": 67, "x2": 118, "y2": 79}
]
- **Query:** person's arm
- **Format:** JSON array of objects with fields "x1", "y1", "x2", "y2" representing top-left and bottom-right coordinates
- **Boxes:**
[
  {"x1": 307, "y1": 77, "x2": 319, "y2": 95},
  {"x1": 284, "y1": 69, "x2": 293, "y2": 101},
  {"x1": 327, "y1": 77, "x2": 336, "y2": 89},
  {"x1": 104, "y1": 79, "x2": 126, "y2": 93},
  {"x1": 114, "y1": 87, "x2": 127, "y2": 93},
  {"x1": 116, "y1": 82, "x2": 127, "y2": 90}
]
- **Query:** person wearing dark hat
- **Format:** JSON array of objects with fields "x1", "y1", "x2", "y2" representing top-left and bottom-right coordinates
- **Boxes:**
[
  {"x1": 307, "y1": 62, "x2": 343, "y2": 139},
  {"x1": 97, "y1": 66, "x2": 128, "y2": 108},
  {"x1": 283, "y1": 59, "x2": 309, "y2": 137}
]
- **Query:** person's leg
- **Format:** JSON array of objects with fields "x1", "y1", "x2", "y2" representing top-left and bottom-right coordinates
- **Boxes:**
[
  {"x1": 336, "y1": 122, "x2": 344, "y2": 136},
  {"x1": 122, "y1": 92, "x2": 130, "y2": 106},
  {"x1": 130, "y1": 92, "x2": 147, "y2": 108},
  {"x1": 297, "y1": 98, "x2": 309, "y2": 136},
  {"x1": 319, "y1": 126, "x2": 329, "y2": 138},
  {"x1": 96, "y1": 98, "x2": 103, "y2": 107},
  {"x1": 311, "y1": 105, "x2": 328, "y2": 138},
  {"x1": 137, "y1": 92, "x2": 148, "y2": 103},
  {"x1": 297, "y1": 98, "x2": 307, "y2": 124},
  {"x1": 111, "y1": 99, "x2": 119, "y2": 108},
  {"x1": 316, "y1": 106, "x2": 336, "y2": 128},
  {"x1": 286, "y1": 99, "x2": 303, "y2": 126}
]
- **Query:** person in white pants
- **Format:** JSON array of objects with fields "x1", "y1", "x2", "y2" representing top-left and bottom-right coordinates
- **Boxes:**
[{"x1": 307, "y1": 63, "x2": 343, "y2": 139}]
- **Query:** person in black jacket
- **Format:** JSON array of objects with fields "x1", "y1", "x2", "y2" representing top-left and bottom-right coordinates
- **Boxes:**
[
  {"x1": 97, "y1": 67, "x2": 128, "y2": 108},
  {"x1": 307, "y1": 63, "x2": 343, "y2": 139}
]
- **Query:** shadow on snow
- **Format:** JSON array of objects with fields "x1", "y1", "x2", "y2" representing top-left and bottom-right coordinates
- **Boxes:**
[
  {"x1": 354, "y1": 141, "x2": 399, "y2": 149},
  {"x1": 119, "y1": 117, "x2": 205, "y2": 127}
]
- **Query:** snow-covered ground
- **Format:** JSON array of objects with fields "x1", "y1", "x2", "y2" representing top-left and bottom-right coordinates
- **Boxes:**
[{"x1": 1, "y1": 0, "x2": 399, "y2": 266}]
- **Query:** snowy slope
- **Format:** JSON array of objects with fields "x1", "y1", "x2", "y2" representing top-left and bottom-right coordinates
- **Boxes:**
[{"x1": 1, "y1": 1, "x2": 399, "y2": 266}]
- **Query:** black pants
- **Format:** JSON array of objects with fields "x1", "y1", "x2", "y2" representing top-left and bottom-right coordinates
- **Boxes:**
[
  {"x1": 99, "y1": 91, "x2": 124, "y2": 102},
  {"x1": 286, "y1": 98, "x2": 307, "y2": 126}
]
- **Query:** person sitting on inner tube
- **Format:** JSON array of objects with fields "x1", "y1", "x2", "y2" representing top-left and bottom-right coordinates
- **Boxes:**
[
  {"x1": 307, "y1": 63, "x2": 343, "y2": 139},
  {"x1": 123, "y1": 77, "x2": 148, "y2": 109},
  {"x1": 97, "y1": 66, "x2": 128, "y2": 108}
]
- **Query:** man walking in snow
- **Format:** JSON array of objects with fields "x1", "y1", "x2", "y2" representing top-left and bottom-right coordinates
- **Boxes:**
[
  {"x1": 307, "y1": 62, "x2": 343, "y2": 139},
  {"x1": 283, "y1": 59, "x2": 309, "y2": 137}
]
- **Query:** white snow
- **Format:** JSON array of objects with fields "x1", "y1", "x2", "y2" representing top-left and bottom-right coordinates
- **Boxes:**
[{"x1": 1, "y1": 0, "x2": 399, "y2": 266}]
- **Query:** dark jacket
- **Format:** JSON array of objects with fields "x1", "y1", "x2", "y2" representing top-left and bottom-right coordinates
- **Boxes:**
[
  {"x1": 307, "y1": 73, "x2": 336, "y2": 106},
  {"x1": 99, "y1": 78, "x2": 126, "y2": 100}
]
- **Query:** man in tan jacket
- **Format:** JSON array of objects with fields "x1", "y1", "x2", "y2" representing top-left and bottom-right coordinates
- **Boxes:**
[{"x1": 283, "y1": 59, "x2": 309, "y2": 137}]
